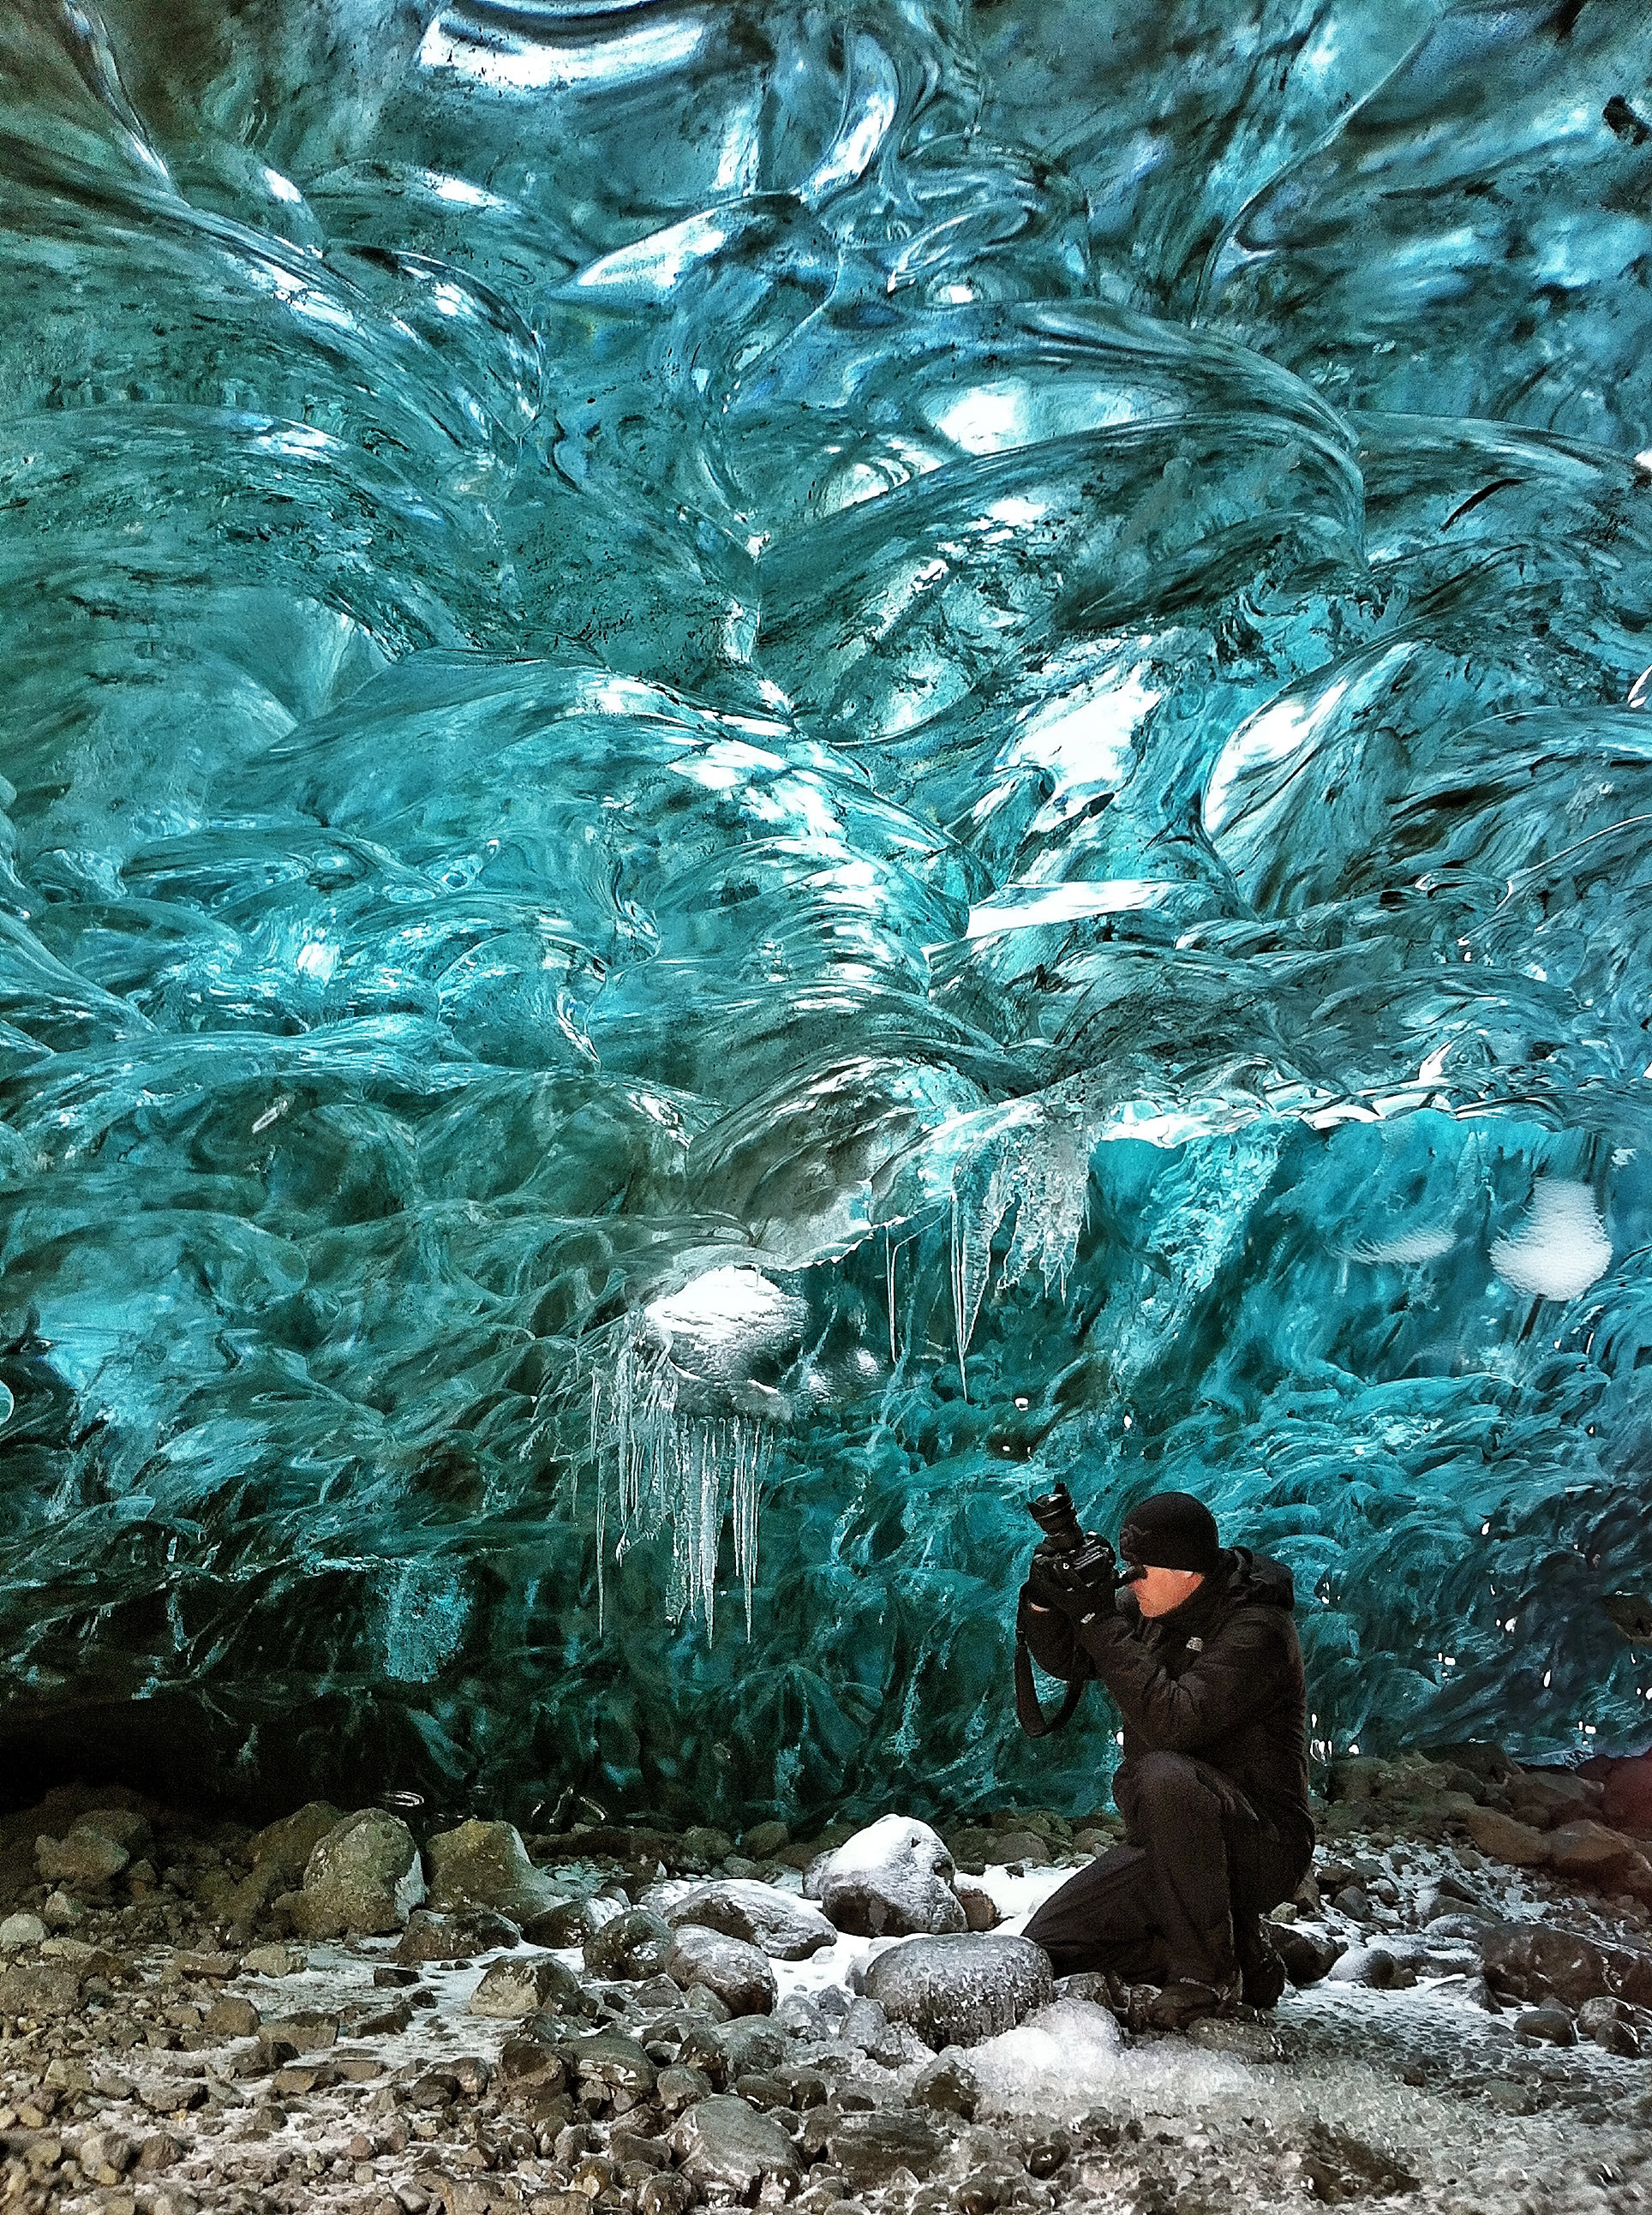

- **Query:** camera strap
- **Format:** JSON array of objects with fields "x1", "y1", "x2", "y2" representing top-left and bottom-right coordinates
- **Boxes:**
[{"x1": 1014, "y1": 1632, "x2": 1086, "y2": 1738}]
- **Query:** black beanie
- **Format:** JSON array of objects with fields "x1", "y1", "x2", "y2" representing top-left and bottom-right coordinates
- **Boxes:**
[{"x1": 1118, "y1": 1492, "x2": 1222, "y2": 1574}]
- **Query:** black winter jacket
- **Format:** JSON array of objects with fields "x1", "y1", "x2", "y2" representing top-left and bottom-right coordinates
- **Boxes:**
[{"x1": 1020, "y1": 1547, "x2": 1313, "y2": 1859}]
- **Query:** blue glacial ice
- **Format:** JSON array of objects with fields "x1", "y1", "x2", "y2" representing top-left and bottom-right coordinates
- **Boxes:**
[{"x1": 1, "y1": 0, "x2": 1651, "y2": 1821}]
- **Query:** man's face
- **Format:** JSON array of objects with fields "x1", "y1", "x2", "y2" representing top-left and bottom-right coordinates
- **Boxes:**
[{"x1": 1128, "y1": 1562, "x2": 1206, "y2": 1619}]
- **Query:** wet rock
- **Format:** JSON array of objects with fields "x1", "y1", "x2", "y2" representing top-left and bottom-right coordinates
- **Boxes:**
[
  {"x1": 913, "y1": 2047, "x2": 979, "y2": 2119},
  {"x1": 559, "y1": 2029, "x2": 658, "y2": 2099},
  {"x1": 1479, "y1": 1921, "x2": 1652, "y2": 2008},
  {"x1": 291, "y1": 1809, "x2": 424, "y2": 1937},
  {"x1": 500, "y1": 2032, "x2": 567, "y2": 2086},
  {"x1": 226, "y1": 1802, "x2": 344, "y2": 1923},
  {"x1": 742, "y1": 1822, "x2": 790, "y2": 1860},
  {"x1": 1578, "y1": 1996, "x2": 1642, "y2": 2056},
  {"x1": 1457, "y1": 1806, "x2": 1551, "y2": 1868},
  {"x1": 666, "y1": 1924, "x2": 777, "y2": 2015},
  {"x1": 241, "y1": 1943, "x2": 307, "y2": 1977},
  {"x1": 1297, "y1": 2122, "x2": 1421, "y2": 2202},
  {"x1": 393, "y1": 1906, "x2": 521, "y2": 1964},
  {"x1": 35, "y1": 1817, "x2": 131, "y2": 1888},
  {"x1": 201, "y1": 1995, "x2": 260, "y2": 2038},
  {"x1": 0, "y1": 1913, "x2": 47, "y2": 1949},
  {"x1": 1325, "y1": 1943, "x2": 1402, "y2": 1989},
  {"x1": 809, "y1": 1816, "x2": 967, "y2": 1938},
  {"x1": 829, "y1": 2109, "x2": 946, "y2": 2188},
  {"x1": 1270, "y1": 1923, "x2": 1345, "y2": 1987},
  {"x1": 584, "y1": 1907, "x2": 674, "y2": 1981},
  {"x1": 1332, "y1": 1884, "x2": 1373, "y2": 1919},
  {"x1": 1602, "y1": 1751, "x2": 1652, "y2": 1837},
  {"x1": 470, "y1": 1957, "x2": 569, "y2": 2018},
  {"x1": 1514, "y1": 2002, "x2": 1577, "y2": 2045},
  {"x1": 425, "y1": 1818, "x2": 560, "y2": 1921},
  {"x1": 1544, "y1": 1820, "x2": 1635, "y2": 1883},
  {"x1": 521, "y1": 1898, "x2": 602, "y2": 1948},
  {"x1": 863, "y1": 1932, "x2": 1053, "y2": 2047},
  {"x1": 678, "y1": 1826, "x2": 736, "y2": 1870},
  {"x1": 672, "y1": 2093, "x2": 801, "y2": 2199},
  {"x1": 663, "y1": 1878, "x2": 836, "y2": 1960},
  {"x1": 955, "y1": 1878, "x2": 1000, "y2": 1931},
  {"x1": 841, "y1": 1994, "x2": 907, "y2": 2066}
]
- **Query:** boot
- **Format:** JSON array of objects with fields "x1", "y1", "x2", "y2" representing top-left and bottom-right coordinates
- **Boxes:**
[
  {"x1": 1236, "y1": 1918, "x2": 1288, "y2": 2010},
  {"x1": 1144, "y1": 1974, "x2": 1247, "y2": 2033}
]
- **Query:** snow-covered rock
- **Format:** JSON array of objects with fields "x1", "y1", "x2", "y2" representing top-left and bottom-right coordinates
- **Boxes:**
[{"x1": 808, "y1": 1815, "x2": 966, "y2": 1937}]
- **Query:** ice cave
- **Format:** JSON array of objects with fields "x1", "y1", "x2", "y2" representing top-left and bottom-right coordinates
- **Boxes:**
[{"x1": 2, "y1": 0, "x2": 1651, "y2": 1836}]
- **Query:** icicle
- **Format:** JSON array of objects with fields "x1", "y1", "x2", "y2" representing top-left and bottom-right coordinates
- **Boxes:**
[{"x1": 886, "y1": 1230, "x2": 898, "y2": 1366}]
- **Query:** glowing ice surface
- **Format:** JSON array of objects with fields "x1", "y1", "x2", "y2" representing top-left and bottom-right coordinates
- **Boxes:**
[{"x1": 1, "y1": 0, "x2": 1650, "y2": 1820}]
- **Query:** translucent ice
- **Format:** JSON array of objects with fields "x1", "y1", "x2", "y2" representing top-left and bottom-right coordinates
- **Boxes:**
[{"x1": 1, "y1": 0, "x2": 1650, "y2": 1819}]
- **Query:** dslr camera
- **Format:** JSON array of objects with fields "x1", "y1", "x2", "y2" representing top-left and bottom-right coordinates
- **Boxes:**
[{"x1": 1027, "y1": 1482, "x2": 1116, "y2": 1592}]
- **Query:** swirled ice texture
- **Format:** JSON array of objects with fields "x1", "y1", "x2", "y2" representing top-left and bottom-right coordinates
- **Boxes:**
[{"x1": 3, "y1": 0, "x2": 1652, "y2": 1822}]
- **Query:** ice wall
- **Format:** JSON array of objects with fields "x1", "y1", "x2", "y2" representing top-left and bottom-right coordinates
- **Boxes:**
[{"x1": 2, "y1": 0, "x2": 1651, "y2": 1821}]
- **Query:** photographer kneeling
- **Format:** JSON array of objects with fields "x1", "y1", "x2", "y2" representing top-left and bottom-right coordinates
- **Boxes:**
[{"x1": 1019, "y1": 1490, "x2": 1313, "y2": 2031}]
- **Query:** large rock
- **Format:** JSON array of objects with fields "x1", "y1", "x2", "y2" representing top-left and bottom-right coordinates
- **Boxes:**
[
  {"x1": 666, "y1": 1925, "x2": 777, "y2": 2016},
  {"x1": 468, "y1": 1958, "x2": 570, "y2": 2019},
  {"x1": 1457, "y1": 1806, "x2": 1549, "y2": 1868},
  {"x1": 1270, "y1": 1923, "x2": 1345, "y2": 1988},
  {"x1": 1602, "y1": 1752, "x2": 1652, "y2": 1837},
  {"x1": 224, "y1": 1802, "x2": 344, "y2": 1925},
  {"x1": 35, "y1": 1815, "x2": 135, "y2": 1888},
  {"x1": 1479, "y1": 1921, "x2": 1652, "y2": 2009},
  {"x1": 290, "y1": 1809, "x2": 424, "y2": 1937},
  {"x1": 663, "y1": 1880, "x2": 836, "y2": 1961},
  {"x1": 393, "y1": 1907, "x2": 520, "y2": 1964},
  {"x1": 584, "y1": 1907, "x2": 675, "y2": 1983},
  {"x1": 829, "y1": 2110, "x2": 945, "y2": 2188},
  {"x1": 671, "y1": 2095, "x2": 801, "y2": 2200},
  {"x1": 558, "y1": 2029, "x2": 657, "y2": 2100},
  {"x1": 1543, "y1": 1821, "x2": 1635, "y2": 1884},
  {"x1": 863, "y1": 1932, "x2": 1052, "y2": 2048},
  {"x1": 809, "y1": 1817, "x2": 966, "y2": 1938},
  {"x1": 425, "y1": 1820, "x2": 560, "y2": 1922}
]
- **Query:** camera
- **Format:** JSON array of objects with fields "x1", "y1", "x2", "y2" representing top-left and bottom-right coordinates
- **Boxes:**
[{"x1": 1027, "y1": 1482, "x2": 1116, "y2": 1588}]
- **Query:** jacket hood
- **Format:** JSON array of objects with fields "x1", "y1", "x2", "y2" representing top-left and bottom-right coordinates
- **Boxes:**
[{"x1": 1230, "y1": 1545, "x2": 1296, "y2": 1609}]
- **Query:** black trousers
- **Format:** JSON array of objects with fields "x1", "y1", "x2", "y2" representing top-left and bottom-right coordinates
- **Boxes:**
[{"x1": 1024, "y1": 1750, "x2": 1309, "y2": 1986}]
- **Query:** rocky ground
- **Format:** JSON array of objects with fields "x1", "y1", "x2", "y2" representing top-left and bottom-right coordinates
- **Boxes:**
[{"x1": 2, "y1": 1746, "x2": 1652, "y2": 2215}]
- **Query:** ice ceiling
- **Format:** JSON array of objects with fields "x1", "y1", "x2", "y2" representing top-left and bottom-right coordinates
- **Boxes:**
[{"x1": 3, "y1": 0, "x2": 1652, "y2": 1823}]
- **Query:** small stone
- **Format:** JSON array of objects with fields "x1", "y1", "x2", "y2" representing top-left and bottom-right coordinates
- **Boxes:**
[
  {"x1": 0, "y1": 1913, "x2": 47, "y2": 1949},
  {"x1": 269, "y1": 2008, "x2": 340, "y2": 2051},
  {"x1": 35, "y1": 1815, "x2": 134, "y2": 1888},
  {"x1": 863, "y1": 1931, "x2": 1053, "y2": 2047},
  {"x1": 1271, "y1": 1923, "x2": 1345, "y2": 1987},
  {"x1": 655, "y1": 2063, "x2": 714, "y2": 2113},
  {"x1": 41, "y1": 1889, "x2": 80, "y2": 1929},
  {"x1": 1332, "y1": 1884, "x2": 1373, "y2": 1919},
  {"x1": 665, "y1": 1924, "x2": 777, "y2": 2015},
  {"x1": 955, "y1": 1880, "x2": 1000, "y2": 1932},
  {"x1": 558, "y1": 2029, "x2": 658, "y2": 2098}
]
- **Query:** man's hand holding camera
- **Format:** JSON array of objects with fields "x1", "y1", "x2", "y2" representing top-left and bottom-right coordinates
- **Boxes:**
[{"x1": 1026, "y1": 1529, "x2": 1118, "y2": 1618}]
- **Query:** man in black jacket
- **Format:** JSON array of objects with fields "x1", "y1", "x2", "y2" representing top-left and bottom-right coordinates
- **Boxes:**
[{"x1": 1020, "y1": 1490, "x2": 1313, "y2": 2025}]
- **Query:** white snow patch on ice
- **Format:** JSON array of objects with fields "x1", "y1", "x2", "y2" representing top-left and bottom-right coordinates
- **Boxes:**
[{"x1": 1490, "y1": 1177, "x2": 1611, "y2": 1301}]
